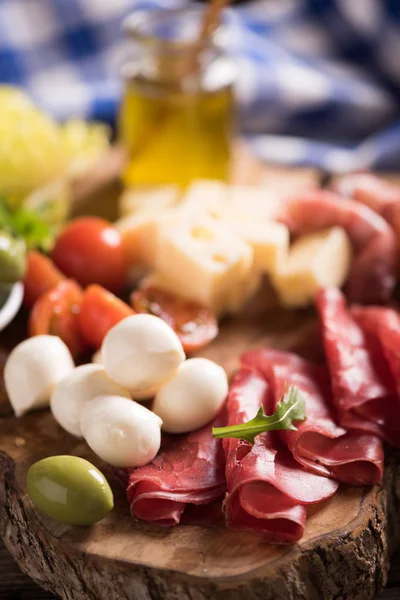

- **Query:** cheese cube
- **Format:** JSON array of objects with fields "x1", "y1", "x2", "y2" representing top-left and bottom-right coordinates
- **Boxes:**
[
  {"x1": 180, "y1": 181, "x2": 284, "y2": 224},
  {"x1": 272, "y1": 227, "x2": 352, "y2": 308},
  {"x1": 180, "y1": 180, "x2": 228, "y2": 218},
  {"x1": 154, "y1": 214, "x2": 254, "y2": 315},
  {"x1": 227, "y1": 185, "x2": 284, "y2": 221},
  {"x1": 116, "y1": 209, "x2": 181, "y2": 270},
  {"x1": 226, "y1": 220, "x2": 289, "y2": 274},
  {"x1": 119, "y1": 185, "x2": 180, "y2": 218}
]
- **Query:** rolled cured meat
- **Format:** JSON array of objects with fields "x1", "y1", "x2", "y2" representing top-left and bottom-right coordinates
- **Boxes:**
[
  {"x1": 121, "y1": 414, "x2": 226, "y2": 526},
  {"x1": 242, "y1": 349, "x2": 384, "y2": 485},
  {"x1": 335, "y1": 173, "x2": 400, "y2": 237},
  {"x1": 316, "y1": 288, "x2": 400, "y2": 447},
  {"x1": 223, "y1": 367, "x2": 338, "y2": 544},
  {"x1": 279, "y1": 190, "x2": 397, "y2": 303}
]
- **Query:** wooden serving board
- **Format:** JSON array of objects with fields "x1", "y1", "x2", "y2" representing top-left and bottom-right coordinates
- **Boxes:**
[{"x1": 1, "y1": 149, "x2": 400, "y2": 600}]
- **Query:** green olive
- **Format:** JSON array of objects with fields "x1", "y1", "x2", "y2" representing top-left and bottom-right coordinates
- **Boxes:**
[
  {"x1": 0, "y1": 230, "x2": 26, "y2": 284},
  {"x1": 27, "y1": 456, "x2": 114, "y2": 526}
]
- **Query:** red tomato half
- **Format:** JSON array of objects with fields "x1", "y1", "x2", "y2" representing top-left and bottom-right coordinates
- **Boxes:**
[
  {"x1": 29, "y1": 280, "x2": 86, "y2": 358},
  {"x1": 131, "y1": 285, "x2": 218, "y2": 353},
  {"x1": 23, "y1": 250, "x2": 65, "y2": 308},
  {"x1": 78, "y1": 284, "x2": 133, "y2": 349},
  {"x1": 52, "y1": 217, "x2": 127, "y2": 293}
]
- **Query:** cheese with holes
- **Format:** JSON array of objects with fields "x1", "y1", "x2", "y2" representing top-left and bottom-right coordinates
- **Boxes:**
[
  {"x1": 116, "y1": 209, "x2": 179, "y2": 271},
  {"x1": 272, "y1": 227, "x2": 352, "y2": 307},
  {"x1": 180, "y1": 180, "x2": 284, "y2": 223},
  {"x1": 154, "y1": 214, "x2": 254, "y2": 315},
  {"x1": 180, "y1": 180, "x2": 228, "y2": 218},
  {"x1": 119, "y1": 185, "x2": 180, "y2": 217},
  {"x1": 227, "y1": 185, "x2": 284, "y2": 221},
  {"x1": 226, "y1": 220, "x2": 289, "y2": 274}
]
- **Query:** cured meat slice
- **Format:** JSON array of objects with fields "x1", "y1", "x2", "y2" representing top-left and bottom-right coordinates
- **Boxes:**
[
  {"x1": 316, "y1": 288, "x2": 400, "y2": 447},
  {"x1": 242, "y1": 349, "x2": 384, "y2": 485},
  {"x1": 223, "y1": 367, "x2": 338, "y2": 543},
  {"x1": 351, "y1": 305, "x2": 400, "y2": 447},
  {"x1": 335, "y1": 173, "x2": 400, "y2": 237},
  {"x1": 279, "y1": 189, "x2": 397, "y2": 303},
  {"x1": 122, "y1": 414, "x2": 226, "y2": 526}
]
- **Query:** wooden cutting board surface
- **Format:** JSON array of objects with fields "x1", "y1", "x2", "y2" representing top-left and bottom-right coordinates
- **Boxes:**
[{"x1": 1, "y1": 148, "x2": 400, "y2": 600}]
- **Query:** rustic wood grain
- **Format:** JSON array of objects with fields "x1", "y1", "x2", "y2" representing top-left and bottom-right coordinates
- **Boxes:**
[{"x1": 1, "y1": 543, "x2": 399, "y2": 600}]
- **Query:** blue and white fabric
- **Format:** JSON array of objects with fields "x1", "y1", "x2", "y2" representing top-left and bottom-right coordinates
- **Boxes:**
[{"x1": 1, "y1": 0, "x2": 400, "y2": 172}]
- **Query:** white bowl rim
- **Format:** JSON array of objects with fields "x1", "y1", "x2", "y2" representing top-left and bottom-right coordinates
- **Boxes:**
[{"x1": 0, "y1": 282, "x2": 23, "y2": 332}]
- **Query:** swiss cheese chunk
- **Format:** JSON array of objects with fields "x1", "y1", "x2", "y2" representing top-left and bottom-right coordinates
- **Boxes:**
[
  {"x1": 180, "y1": 180, "x2": 228, "y2": 218},
  {"x1": 227, "y1": 185, "x2": 284, "y2": 222},
  {"x1": 116, "y1": 209, "x2": 180, "y2": 271},
  {"x1": 272, "y1": 227, "x2": 352, "y2": 307},
  {"x1": 226, "y1": 220, "x2": 289, "y2": 274},
  {"x1": 154, "y1": 214, "x2": 254, "y2": 315},
  {"x1": 119, "y1": 185, "x2": 180, "y2": 217},
  {"x1": 180, "y1": 180, "x2": 284, "y2": 223}
]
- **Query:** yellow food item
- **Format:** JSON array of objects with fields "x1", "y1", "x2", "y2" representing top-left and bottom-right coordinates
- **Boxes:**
[
  {"x1": 61, "y1": 119, "x2": 111, "y2": 179},
  {"x1": 119, "y1": 185, "x2": 180, "y2": 218},
  {"x1": 154, "y1": 213, "x2": 254, "y2": 315},
  {"x1": 272, "y1": 227, "x2": 352, "y2": 307},
  {"x1": 0, "y1": 86, "x2": 66, "y2": 205},
  {"x1": 180, "y1": 180, "x2": 284, "y2": 223},
  {"x1": 227, "y1": 185, "x2": 284, "y2": 222},
  {"x1": 226, "y1": 220, "x2": 289, "y2": 275},
  {"x1": 180, "y1": 180, "x2": 228, "y2": 218},
  {"x1": 0, "y1": 87, "x2": 110, "y2": 208},
  {"x1": 116, "y1": 209, "x2": 180, "y2": 271}
]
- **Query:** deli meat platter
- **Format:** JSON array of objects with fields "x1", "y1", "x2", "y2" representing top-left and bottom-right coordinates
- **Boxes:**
[{"x1": 2, "y1": 148, "x2": 400, "y2": 600}]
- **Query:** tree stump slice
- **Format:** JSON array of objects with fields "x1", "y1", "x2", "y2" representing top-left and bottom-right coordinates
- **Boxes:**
[
  {"x1": 1, "y1": 152, "x2": 400, "y2": 599},
  {"x1": 1, "y1": 295, "x2": 400, "y2": 600}
]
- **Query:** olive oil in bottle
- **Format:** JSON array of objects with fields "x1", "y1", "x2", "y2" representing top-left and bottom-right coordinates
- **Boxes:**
[{"x1": 119, "y1": 8, "x2": 236, "y2": 189}]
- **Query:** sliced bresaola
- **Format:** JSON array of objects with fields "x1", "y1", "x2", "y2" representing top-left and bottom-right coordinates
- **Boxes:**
[
  {"x1": 316, "y1": 288, "x2": 400, "y2": 447},
  {"x1": 121, "y1": 413, "x2": 226, "y2": 526},
  {"x1": 278, "y1": 189, "x2": 397, "y2": 303},
  {"x1": 223, "y1": 367, "x2": 338, "y2": 544},
  {"x1": 242, "y1": 349, "x2": 384, "y2": 485},
  {"x1": 350, "y1": 305, "x2": 400, "y2": 448}
]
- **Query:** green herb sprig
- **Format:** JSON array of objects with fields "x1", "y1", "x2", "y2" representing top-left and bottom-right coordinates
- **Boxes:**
[
  {"x1": 212, "y1": 385, "x2": 306, "y2": 444},
  {"x1": 0, "y1": 197, "x2": 54, "y2": 251}
]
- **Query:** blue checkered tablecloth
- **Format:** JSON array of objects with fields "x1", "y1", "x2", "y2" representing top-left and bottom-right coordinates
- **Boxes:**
[{"x1": 1, "y1": 0, "x2": 400, "y2": 172}]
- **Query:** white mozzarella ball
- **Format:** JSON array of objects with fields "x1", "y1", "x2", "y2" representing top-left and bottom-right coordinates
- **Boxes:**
[
  {"x1": 93, "y1": 347, "x2": 155, "y2": 401},
  {"x1": 50, "y1": 364, "x2": 131, "y2": 438},
  {"x1": 92, "y1": 349, "x2": 103, "y2": 365},
  {"x1": 152, "y1": 358, "x2": 228, "y2": 434},
  {"x1": 4, "y1": 335, "x2": 75, "y2": 418},
  {"x1": 92, "y1": 348, "x2": 155, "y2": 401},
  {"x1": 80, "y1": 395, "x2": 162, "y2": 468},
  {"x1": 102, "y1": 314, "x2": 185, "y2": 394}
]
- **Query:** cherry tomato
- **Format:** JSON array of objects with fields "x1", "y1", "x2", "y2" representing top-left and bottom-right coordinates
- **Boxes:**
[
  {"x1": 23, "y1": 250, "x2": 65, "y2": 308},
  {"x1": 78, "y1": 285, "x2": 133, "y2": 349},
  {"x1": 29, "y1": 280, "x2": 86, "y2": 358},
  {"x1": 131, "y1": 285, "x2": 218, "y2": 353},
  {"x1": 52, "y1": 217, "x2": 126, "y2": 293}
]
